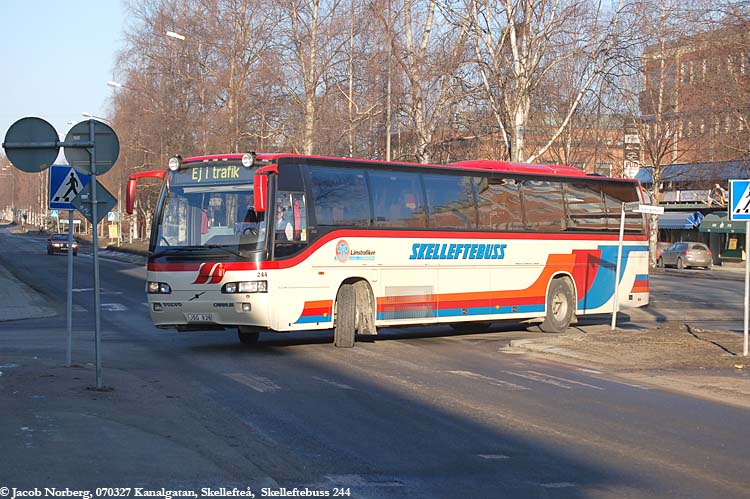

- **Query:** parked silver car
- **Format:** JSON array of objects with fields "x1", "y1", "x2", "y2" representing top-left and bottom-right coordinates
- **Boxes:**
[{"x1": 657, "y1": 242, "x2": 712, "y2": 269}]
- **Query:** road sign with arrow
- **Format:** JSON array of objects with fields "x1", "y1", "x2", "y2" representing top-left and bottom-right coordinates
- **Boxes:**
[{"x1": 70, "y1": 180, "x2": 117, "y2": 224}]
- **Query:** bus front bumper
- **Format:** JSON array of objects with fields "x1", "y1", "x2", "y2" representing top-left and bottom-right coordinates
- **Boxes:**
[{"x1": 148, "y1": 291, "x2": 270, "y2": 330}]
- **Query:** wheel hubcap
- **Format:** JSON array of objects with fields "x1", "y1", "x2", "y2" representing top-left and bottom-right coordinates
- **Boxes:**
[{"x1": 552, "y1": 291, "x2": 567, "y2": 320}]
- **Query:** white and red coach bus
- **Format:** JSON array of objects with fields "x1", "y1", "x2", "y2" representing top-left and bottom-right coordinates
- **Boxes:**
[{"x1": 126, "y1": 153, "x2": 649, "y2": 347}]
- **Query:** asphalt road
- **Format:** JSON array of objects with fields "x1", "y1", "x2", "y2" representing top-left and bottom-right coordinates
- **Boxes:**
[{"x1": 1, "y1": 231, "x2": 749, "y2": 498}]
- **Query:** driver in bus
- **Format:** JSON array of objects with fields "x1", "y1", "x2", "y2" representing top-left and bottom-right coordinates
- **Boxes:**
[{"x1": 276, "y1": 204, "x2": 294, "y2": 241}]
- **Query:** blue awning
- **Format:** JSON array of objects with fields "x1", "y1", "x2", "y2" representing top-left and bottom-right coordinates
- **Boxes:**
[{"x1": 658, "y1": 211, "x2": 704, "y2": 229}]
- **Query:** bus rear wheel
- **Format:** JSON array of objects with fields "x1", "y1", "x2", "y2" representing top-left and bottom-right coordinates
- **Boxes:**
[
  {"x1": 334, "y1": 283, "x2": 356, "y2": 348},
  {"x1": 540, "y1": 278, "x2": 575, "y2": 333}
]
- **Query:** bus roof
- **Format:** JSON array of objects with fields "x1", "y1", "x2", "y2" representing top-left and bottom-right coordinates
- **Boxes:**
[{"x1": 180, "y1": 153, "x2": 596, "y2": 178}]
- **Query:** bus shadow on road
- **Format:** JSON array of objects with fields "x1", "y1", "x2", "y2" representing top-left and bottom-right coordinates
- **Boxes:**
[{"x1": 185, "y1": 322, "x2": 562, "y2": 353}]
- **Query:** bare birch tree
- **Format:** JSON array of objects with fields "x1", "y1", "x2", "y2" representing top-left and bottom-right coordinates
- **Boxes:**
[
  {"x1": 464, "y1": 0, "x2": 631, "y2": 162},
  {"x1": 385, "y1": 0, "x2": 471, "y2": 163}
]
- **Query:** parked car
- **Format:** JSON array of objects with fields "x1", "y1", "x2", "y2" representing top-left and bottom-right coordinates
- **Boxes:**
[
  {"x1": 47, "y1": 234, "x2": 78, "y2": 256},
  {"x1": 656, "y1": 241, "x2": 671, "y2": 260},
  {"x1": 657, "y1": 241, "x2": 712, "y2": 269}
]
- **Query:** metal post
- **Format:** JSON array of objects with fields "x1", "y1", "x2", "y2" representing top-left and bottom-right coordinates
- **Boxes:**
[
  {"x1": 89, "y1": 120, "x2": 103, "y2": 388},
  {"x1": 611, "y1": 202, "x2": 626, "y2": 330},
  {"x1": 117, "y1": 183, "x2": 122, "y2": 247},
  {"x1": 745, "y1": 221, "x2": 749, "y2": 357},
  {"x1": 66, "y1": 209, "x2": 74, "y2": 367}
]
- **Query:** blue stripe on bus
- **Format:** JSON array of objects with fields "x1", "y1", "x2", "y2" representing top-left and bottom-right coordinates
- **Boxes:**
[
  {"x1": 295, "y1": 315, "x2": 333, "y2": 324},
  {"x1": 578, "y1": 245, "x2": 648, "y2": 310}
]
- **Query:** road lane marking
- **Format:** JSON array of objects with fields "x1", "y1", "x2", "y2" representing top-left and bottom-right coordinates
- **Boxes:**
[
  {"x1": 526, "y1": 371, "x2": 605, "y2": 390},
  {"x1": 578, "y1": 368, "x2": 602, "y2": 374},
  {"x1": 313, "y1": 376, "x2": 355, "y2": 390},
  {"x1": 501, "y1": 370, "x2": 594, "y2": 390},
  {"x1": 590, "y1": 377, "x2": 650, "y2": 390},
  {"x1": 225, "y1": 373, "x2": 280, "y2": 393},
  {"x1": 478, "y1": 454, "x2": 510, "y2": 460},
  {"x1": 72, "y1": 289, "x2": 123, "y2": 295},
  {"x1": 101, "y1": 303, "x2": 127, "y2": 312},
  {"x1": 539, "y1": 482, "x2": 576, "y2": 489},
  {"x1": 446, "y1": 370, "x2": 529, "y2": 390}
]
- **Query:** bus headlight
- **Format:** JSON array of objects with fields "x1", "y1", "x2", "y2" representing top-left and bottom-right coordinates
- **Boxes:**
[
  {"x1": 222, "y1": 280, "x2": 267, "y2": 293},
  {"x1": 147, "y1": 282, "x2": 172, "y2": 294}
]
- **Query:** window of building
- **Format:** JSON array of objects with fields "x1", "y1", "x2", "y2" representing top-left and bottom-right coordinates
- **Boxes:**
[
  {"x1": 681, "y1": 61, "x2": 689, "y2": 84},
  {"x1": 595, "y1": 163, "x2": 613, "y2": 177}
]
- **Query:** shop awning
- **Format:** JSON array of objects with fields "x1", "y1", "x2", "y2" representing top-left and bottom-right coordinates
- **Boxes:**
[
  {"x1": 658, "y1": 211, "x2": 704, "y2": 229},
  {"x1": 699, "y1": 212, "x2": 747, "y2": 233}
]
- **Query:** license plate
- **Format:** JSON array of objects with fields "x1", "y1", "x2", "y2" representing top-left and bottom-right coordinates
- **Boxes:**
[{"x1": 186, "y1": 313, "x2": 214, "y2": 322}]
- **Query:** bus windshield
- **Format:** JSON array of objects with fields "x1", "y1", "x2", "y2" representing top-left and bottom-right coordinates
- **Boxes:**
[{"x1": 155, "y1": 183, "x2": 266, "y2": 255}]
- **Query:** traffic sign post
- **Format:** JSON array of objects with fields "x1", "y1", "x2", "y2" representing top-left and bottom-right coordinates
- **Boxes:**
[
  {"x1": 729, "y1": 180, "x2": 750, "y2": 357},
  {"x1": 2, "y1": 116, "x2": 121, "y2": 387},
  {"x1": 612, "y1": 202, "x2": 664, "y2": 330}
]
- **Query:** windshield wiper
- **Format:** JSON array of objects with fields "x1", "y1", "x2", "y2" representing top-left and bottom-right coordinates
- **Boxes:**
[
  {"x1": 150, "y1": 246, "x2": 207, "y2": 258},
  {"x1": 203, "y1": 245, "x2": 242, "y2": 257}
]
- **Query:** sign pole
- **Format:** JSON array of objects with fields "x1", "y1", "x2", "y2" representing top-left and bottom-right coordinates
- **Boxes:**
[
  {"x1": 89, "y1": 120, "x2": 103, "y2": 388},
  {"x1": 66, "y1": 209, "x2": 74, "y2": 367},
  {"x1": 611, "y1": 202, "x2": 626, "y2": 330},
  {"x1": 745, "y1": 221, "x2": 749, "y2": 357}
]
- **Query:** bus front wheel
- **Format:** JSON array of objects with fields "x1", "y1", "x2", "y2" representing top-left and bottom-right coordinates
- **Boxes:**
[
  {"x1": 540, "y1": 278, "x2": 575, "y2": 334},
  {"x1": 334, "y1": 283, "x2": 356, "y2": 348}
]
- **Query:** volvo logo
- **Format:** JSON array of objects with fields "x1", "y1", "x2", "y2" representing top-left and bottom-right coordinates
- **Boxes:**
[{"x1": 189, "y1": 292, "x2": 206, "y2": 301}]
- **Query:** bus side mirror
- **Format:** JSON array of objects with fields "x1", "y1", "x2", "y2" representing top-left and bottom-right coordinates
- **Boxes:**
[
  {"x1": 126, "y1": 178, "x2": 136, "y2": 214},
  {"x1": 254, "y1": 174, "x2": 267, "y2": 212},
  {"x1": 125, "y1": 170, "x2": 167, "y2": 215}
]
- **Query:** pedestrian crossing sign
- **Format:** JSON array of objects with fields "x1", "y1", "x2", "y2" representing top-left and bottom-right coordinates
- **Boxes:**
[
  {"x1": 49, "y1": 165, "x2": 91, "y2": 210},
  {"x1": 729, "y1": 179, "x2": 750, "y2": 221}
]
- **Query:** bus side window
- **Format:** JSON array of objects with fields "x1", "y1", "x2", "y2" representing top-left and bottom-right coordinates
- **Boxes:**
[
  {"x1": 370, "y1": 170, "x2": 427, "y2": 228},
  {"x1": 602, "y1": 183, "x2": 643, "y2": 233},
  {"x1": 306, "y1": 165, "x2": 370, "y2": 227}
]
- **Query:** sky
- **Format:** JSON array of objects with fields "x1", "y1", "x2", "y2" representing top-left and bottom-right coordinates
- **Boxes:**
[{"x1": 1, "y1": 1, "x2": 126, "y2": 151}]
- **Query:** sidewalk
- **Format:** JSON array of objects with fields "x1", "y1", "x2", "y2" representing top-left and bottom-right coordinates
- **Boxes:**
[
  {"x1": 0, "y1": 264, "x2": 56, "y2": 322},
  {"x1": 507, "y1": 321, "x2": 750, "y2": 409}
]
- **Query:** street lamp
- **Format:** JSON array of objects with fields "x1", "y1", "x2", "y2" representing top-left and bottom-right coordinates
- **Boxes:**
[
  {"x1": 81, "y1": 112, "x2": 113, "y2": 125},
  {"x1": 166, "y1": 30, "x2": 186, "y2": 41}
]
